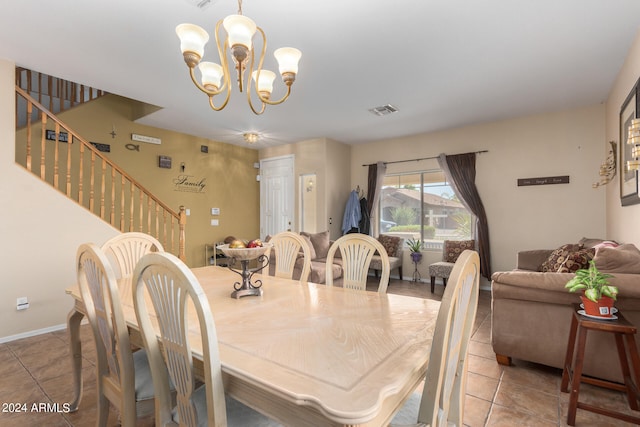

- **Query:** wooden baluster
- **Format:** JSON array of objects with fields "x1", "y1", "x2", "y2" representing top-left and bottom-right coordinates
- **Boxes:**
[
  {"x1": 163, "y1": 210, "x2": 168, "y2": 252},
  {"x1": 178, "y1": 205, "x2": 186, "y2": 261},
  {"x1": 100, "y1": 158, "x2": 106, "y2": 219},
  {"x1": 58, "y1": 78, "x2": 63, "y2": 112},
  {"x1": 120, "y1": 175, "x2": 125, "y2": 231},
  {"x1": 78, "y1": 142, "x2": 84, "y2": 204},
  {"x1": 147, "y1": 197, "x2": 152, "y2": 234},
  {"x1": 47, "y1": 74, "x2": 52, "y2": 111},
  {"x1": 129, "y1": 181, "x2": 134, "y2": 232},
  {"x1": 110, "y1": 168, "x2": 116, "y2": 226},
  {"x1": 71, "y1": 83, "x2": 76, "y2": 108},
  {"x1": 53, "y1": 123, "x2": 60, "y2": 189},
  {"x1": 89, "y1": 150, "x2": 95, "y2": 212},
  {"x1": 139, "y1": 190, "x2": 143, "y2": 232},
  {"x1": 40, "y1": 113, "x2": 47, "y2": 180},
  {"x1": 66, "y1": 133, "x2": 72, "y2": 196},
  {"x1": 25, "y1": 101, "x2": 32, "y2": 171},
  {"x1": 155, "y1": 203, "x2": 160, "y2": 239}
]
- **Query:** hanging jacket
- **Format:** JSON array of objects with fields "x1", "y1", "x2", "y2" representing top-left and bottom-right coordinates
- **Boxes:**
[{"x1": 341, "y1": 190, "x2": 361, "y2": 234}]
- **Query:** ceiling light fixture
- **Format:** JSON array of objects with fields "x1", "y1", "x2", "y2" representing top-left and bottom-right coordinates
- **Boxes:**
[
  {"x1": 176, "y1": 0, "x2": 302, "y2": 115},
  {"x1": 243, "y1": 132, "x2": 259, "y2": 144}
]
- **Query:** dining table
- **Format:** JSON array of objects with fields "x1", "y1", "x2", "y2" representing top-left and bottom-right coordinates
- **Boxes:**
[{"x1": 66, "y1": 265, "x2": 440, "y2": 427}]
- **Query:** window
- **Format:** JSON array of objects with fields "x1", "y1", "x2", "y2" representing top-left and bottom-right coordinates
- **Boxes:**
[{"x1": 379, "y1": 170, "x2": 474, "y2": 250}]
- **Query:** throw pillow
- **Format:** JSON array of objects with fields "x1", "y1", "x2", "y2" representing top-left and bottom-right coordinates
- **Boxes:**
[
  {"x1": 300, "y1": 234, "x2": 317, "y2": 260},
  {"x1": 557, "y1": 247, "x2": 595, "y2": 273},
  {"x1": 444, "y1": 240, "x2": 475, "y2": 263},
  {"x1": 578, "y1": 237, "x2": 619, "y2": 249},
  {"x1": 540, "y1": 243, "x2": 583, "y2": 272},
  {"x1": 594, "y1": 244, "x2": 640, "y2": 274},
  {"x1": 300, "y1": 230, "x2": 331, "y2": 259},
  {"x1": 378, "y1": 234, "x2": 401, "y2": 257}
]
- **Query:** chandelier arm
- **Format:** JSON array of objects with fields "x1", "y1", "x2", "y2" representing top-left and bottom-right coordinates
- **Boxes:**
[
  {"x1": 208, "y1": 94, "x2": 231, "y2": 111},
  {"x1": 257, "y1": 85, "x2": 292, "y2": 106},
  {"x1": 188, "y1": 66, "x2": 226, "y2": 97},
  {"x1": 215, "y1": 20, "x2": 232, "y2": 95}
]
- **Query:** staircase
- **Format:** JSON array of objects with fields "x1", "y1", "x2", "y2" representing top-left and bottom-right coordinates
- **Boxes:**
[{"x1": 14, "y1": 69, "x2": 186, "y2": 260}]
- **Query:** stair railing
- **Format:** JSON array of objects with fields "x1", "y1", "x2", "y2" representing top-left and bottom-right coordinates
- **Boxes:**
[{"x1": 15, "y1": 86, "x2": 186, "y2": 260}]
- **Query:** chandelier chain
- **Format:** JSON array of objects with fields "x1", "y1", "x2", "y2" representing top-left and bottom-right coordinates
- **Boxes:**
[{"x1": 237, "y1": 0, "x2": 243, "y2": 15}]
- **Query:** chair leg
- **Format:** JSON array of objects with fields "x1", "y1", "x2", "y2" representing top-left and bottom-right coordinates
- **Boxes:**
[
  {"x1": 430, "y1": 276, "x2": 435, "y2": 293},
  {"x1": 374, "y1": 269, "x2": 379, "y2": 278},
  {"x1": 443, "y1": 277, "x2": 448, "y2": 287},
  {"x1": 398, "y1": 267, "x2": 403, "y2": 280}
]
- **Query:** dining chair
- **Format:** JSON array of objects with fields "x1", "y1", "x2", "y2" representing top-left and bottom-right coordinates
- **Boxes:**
[
  {"x1": 325, "y1": 233, "x2": 390, "y2": 293},
  {"x1": 132, "y1": 251, "x2": 283, "y2": 427},
  {"x1": 268, "y1": 231, "x2": 312, "y2": 282},
  {"x1": 389, "y1": 250, "x2": 480, "y2": 427},
  {"x1": 76, "y1": 243, "x2": 155, "y2": 426},
  {"x1": 101, "y1": 232, "x2": 164, "y2": 280}
]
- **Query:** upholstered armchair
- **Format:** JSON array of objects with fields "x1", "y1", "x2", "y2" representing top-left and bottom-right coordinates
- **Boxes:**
[{"x1": 371, "y1": 234, "x2": 404, "y2": 280}]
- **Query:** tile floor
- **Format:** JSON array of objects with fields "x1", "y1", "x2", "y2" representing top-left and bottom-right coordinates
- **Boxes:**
[{"x1": 0, "y1": 279, "x2": 639, "y2": 426}]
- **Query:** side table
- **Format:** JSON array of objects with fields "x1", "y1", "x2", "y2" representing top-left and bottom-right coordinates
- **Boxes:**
[{"x1": 560, "y1": 303, "x2": 640, "y2": 425}]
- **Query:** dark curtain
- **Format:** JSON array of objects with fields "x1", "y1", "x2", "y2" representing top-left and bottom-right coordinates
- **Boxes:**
[
  {"x1": 438, "y1": 153, "x2": 492, "y2": 280},
  {"x1": 366, "y1": 164, "x2": 377, "y2": 215}
]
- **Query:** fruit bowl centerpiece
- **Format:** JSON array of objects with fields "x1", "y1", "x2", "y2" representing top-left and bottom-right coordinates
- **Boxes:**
[{"x1": 216, "y1": 239, "x2": 272, "y2": 299}]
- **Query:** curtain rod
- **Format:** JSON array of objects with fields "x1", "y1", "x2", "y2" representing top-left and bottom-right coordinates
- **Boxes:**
[{"x1": 361, "y1": 150, "x2": 488, "y2": 167}]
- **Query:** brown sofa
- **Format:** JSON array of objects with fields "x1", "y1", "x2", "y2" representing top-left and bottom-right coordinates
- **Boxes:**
[{"x1": 491, "y1": 240, "x2": 640, "y2": 383}]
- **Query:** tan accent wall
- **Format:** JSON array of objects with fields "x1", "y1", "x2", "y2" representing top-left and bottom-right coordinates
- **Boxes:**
[
  {"x1": 605, "y1": 30, "x2": 640, "y2": 246},
  {"x1": 24, "y1": 93, "x2": 260, "y2": 267}
]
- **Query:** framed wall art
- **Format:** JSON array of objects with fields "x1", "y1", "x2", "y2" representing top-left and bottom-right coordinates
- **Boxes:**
[{"x1": 619, "y1": 77, "x2": 640, "y2": 206}]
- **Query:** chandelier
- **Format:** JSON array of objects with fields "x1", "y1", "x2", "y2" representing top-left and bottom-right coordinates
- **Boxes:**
[{"x1": 176, "y1": 0, "x2": 302, "y2": 115}]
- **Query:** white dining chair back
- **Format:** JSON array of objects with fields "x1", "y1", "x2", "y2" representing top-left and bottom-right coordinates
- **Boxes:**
[
  {"x1": 76, "y1": 243, "x2": 154, "y2": 426},
  {"x1": 325, "y1": 233, "x2": 390, "y2": 293},
  {"x1": 101, "y1": 232, "x2": 164, "y2": 280},
  {"x1": 133, "y1": 251, "x2": 283, "y2": 427},
  {"x1": 268, "y1": 231, "x2": 312, "y2": 282},
  {"x1": 390, "y1": 250, "x2": 480, "y2": 427}
]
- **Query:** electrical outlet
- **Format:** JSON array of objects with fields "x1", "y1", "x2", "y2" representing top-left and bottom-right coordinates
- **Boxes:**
[{"x1": 17, "y1": 297, "x2": 29, "y2": 310}]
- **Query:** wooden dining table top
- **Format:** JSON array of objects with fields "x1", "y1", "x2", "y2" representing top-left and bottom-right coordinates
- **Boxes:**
[{"x1": 68, "y1": 266, "x2": 440, "y2": 426}]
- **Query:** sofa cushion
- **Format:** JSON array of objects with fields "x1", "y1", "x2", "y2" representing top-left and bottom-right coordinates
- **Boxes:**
[
  {"x1": 444, "y1": 240, "x2": 475, "y2": 263},
  {"x1": 556, "y1": 247, "x2": 595, "y2": 273},
  {"x1": 300, "y1": 234, "x2": 317, "y2": 260},
  {"x1": 301, "y1": 231, "x2": 330, "y2": 260},
  {"x1": 594, "y1": 244, "x2": 640, "y2": 274},
  {"x1": 579, "y1": 237, "x2": 618, "y2": 248},
  {"x1": 378, "y1": 234, "x2": 402, "y2": 257},
  {"x1": 540, "y1": 243, "x2": 583, "y2": 272}
]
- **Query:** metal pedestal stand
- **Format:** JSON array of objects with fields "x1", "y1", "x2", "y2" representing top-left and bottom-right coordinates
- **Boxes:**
[
  {"x1": 227, "y1": 255, "x2": 269, "y2": 299},
  {"x1": 411, "y1": 253, "x2": 422, "y2": 282}
]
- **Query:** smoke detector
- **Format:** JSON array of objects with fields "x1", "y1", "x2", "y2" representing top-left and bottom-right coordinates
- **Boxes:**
[{"x1": 368, "y1": 104, "x2": 399, "y2": 116}]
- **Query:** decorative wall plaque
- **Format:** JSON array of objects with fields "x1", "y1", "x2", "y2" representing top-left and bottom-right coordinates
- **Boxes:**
[
  {"x1": 517, "y1": 175, "x2": 570, "y2": 186},
  {"x1": 158, "y1": 155, "x2": 172, "y2": 169}
]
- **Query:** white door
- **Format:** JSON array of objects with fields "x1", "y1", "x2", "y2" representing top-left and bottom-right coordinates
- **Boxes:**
[{"x1": 260, "y1": 155, "x2": 294, "y2": 239}]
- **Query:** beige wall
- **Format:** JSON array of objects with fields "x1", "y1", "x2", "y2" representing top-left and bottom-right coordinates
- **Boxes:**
[
  {"x1": 259, "y1": 138, "x2": 351, "y2": 239},
  {"x1": 39, "y1": 94, "x2": 260, "y2": 267},
  {"x1": 351, "y1": 105, "x2": 607, "y2": 274},
  {"x1": 0, "y1": 58, "x2": 118, "y2": 340},
  {"x1": 605, "y1": 30, "x2": 640, "y2": 246}
]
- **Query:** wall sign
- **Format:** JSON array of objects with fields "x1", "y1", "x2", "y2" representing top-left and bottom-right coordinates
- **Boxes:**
[
  {"x1": 173, "y1": 174, "x2": 206, "y2": 193},
  {"x1": 158, "y1": 155, "x2": 172, "y2": 169},
  {"x1": 46, "y1": 129, "x2": 69, "y2": 142},
  {"x1": 517, "y1": 175, "x2": 570, "y2": 186},
  {"x1": 132, "y1": 133, "x2": 161, "y2": 145}
]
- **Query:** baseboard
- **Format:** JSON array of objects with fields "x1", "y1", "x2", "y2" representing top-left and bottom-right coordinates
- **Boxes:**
[{"x1": 0, "y1": 323, "x2": 68, "y2": 344}]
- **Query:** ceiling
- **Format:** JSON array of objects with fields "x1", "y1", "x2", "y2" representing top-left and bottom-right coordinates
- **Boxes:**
[{"x1": 2, "y1": 0, "x2": 640, "y2": 149}]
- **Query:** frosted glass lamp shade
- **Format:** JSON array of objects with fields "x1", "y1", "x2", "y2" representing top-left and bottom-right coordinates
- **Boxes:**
[
  {"x1": 176, "y1": 23, "x2": 209, "y2": 58},
  {"x1": 252, "y1": 70, "x2": 276, "y2": 94},
  {"x1": 274, "y1": 47, "x2": 301, "y2": 74},
  {"x1": 223, "y1": 15, "x2": 256, "y2": 49},
  {"x1": 199, "y1": 62, "x2": 224, "y2": 90}
]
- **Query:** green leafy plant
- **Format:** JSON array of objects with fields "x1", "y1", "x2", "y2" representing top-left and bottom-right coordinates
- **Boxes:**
[
  {"x1": 406, "y1": 237, "x2": 422, "y2": 253},
  {"x1": 565, "y1": 260, "x2": 617, "y2": 303}
]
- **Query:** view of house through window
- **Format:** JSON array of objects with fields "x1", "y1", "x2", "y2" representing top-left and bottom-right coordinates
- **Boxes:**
[{"x1": 379, "y1": 170, "x2": 475, "y2": 250}]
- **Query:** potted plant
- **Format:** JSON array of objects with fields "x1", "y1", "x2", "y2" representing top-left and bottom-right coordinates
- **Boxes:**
[
  {"x1": 407, "y1": 237, "x2": 423, "y2": 263},
  {"x1": 565, "y1": 260, "x2": 618, "y2": 317}
]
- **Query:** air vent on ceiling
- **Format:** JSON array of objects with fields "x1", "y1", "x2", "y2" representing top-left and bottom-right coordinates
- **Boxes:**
[
  {"x1": 184, "y1": 0, "x2": 217, "y2": 10},
  {"x1": 368, "y1": 104, "x2": 399, "y2": 116}
]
